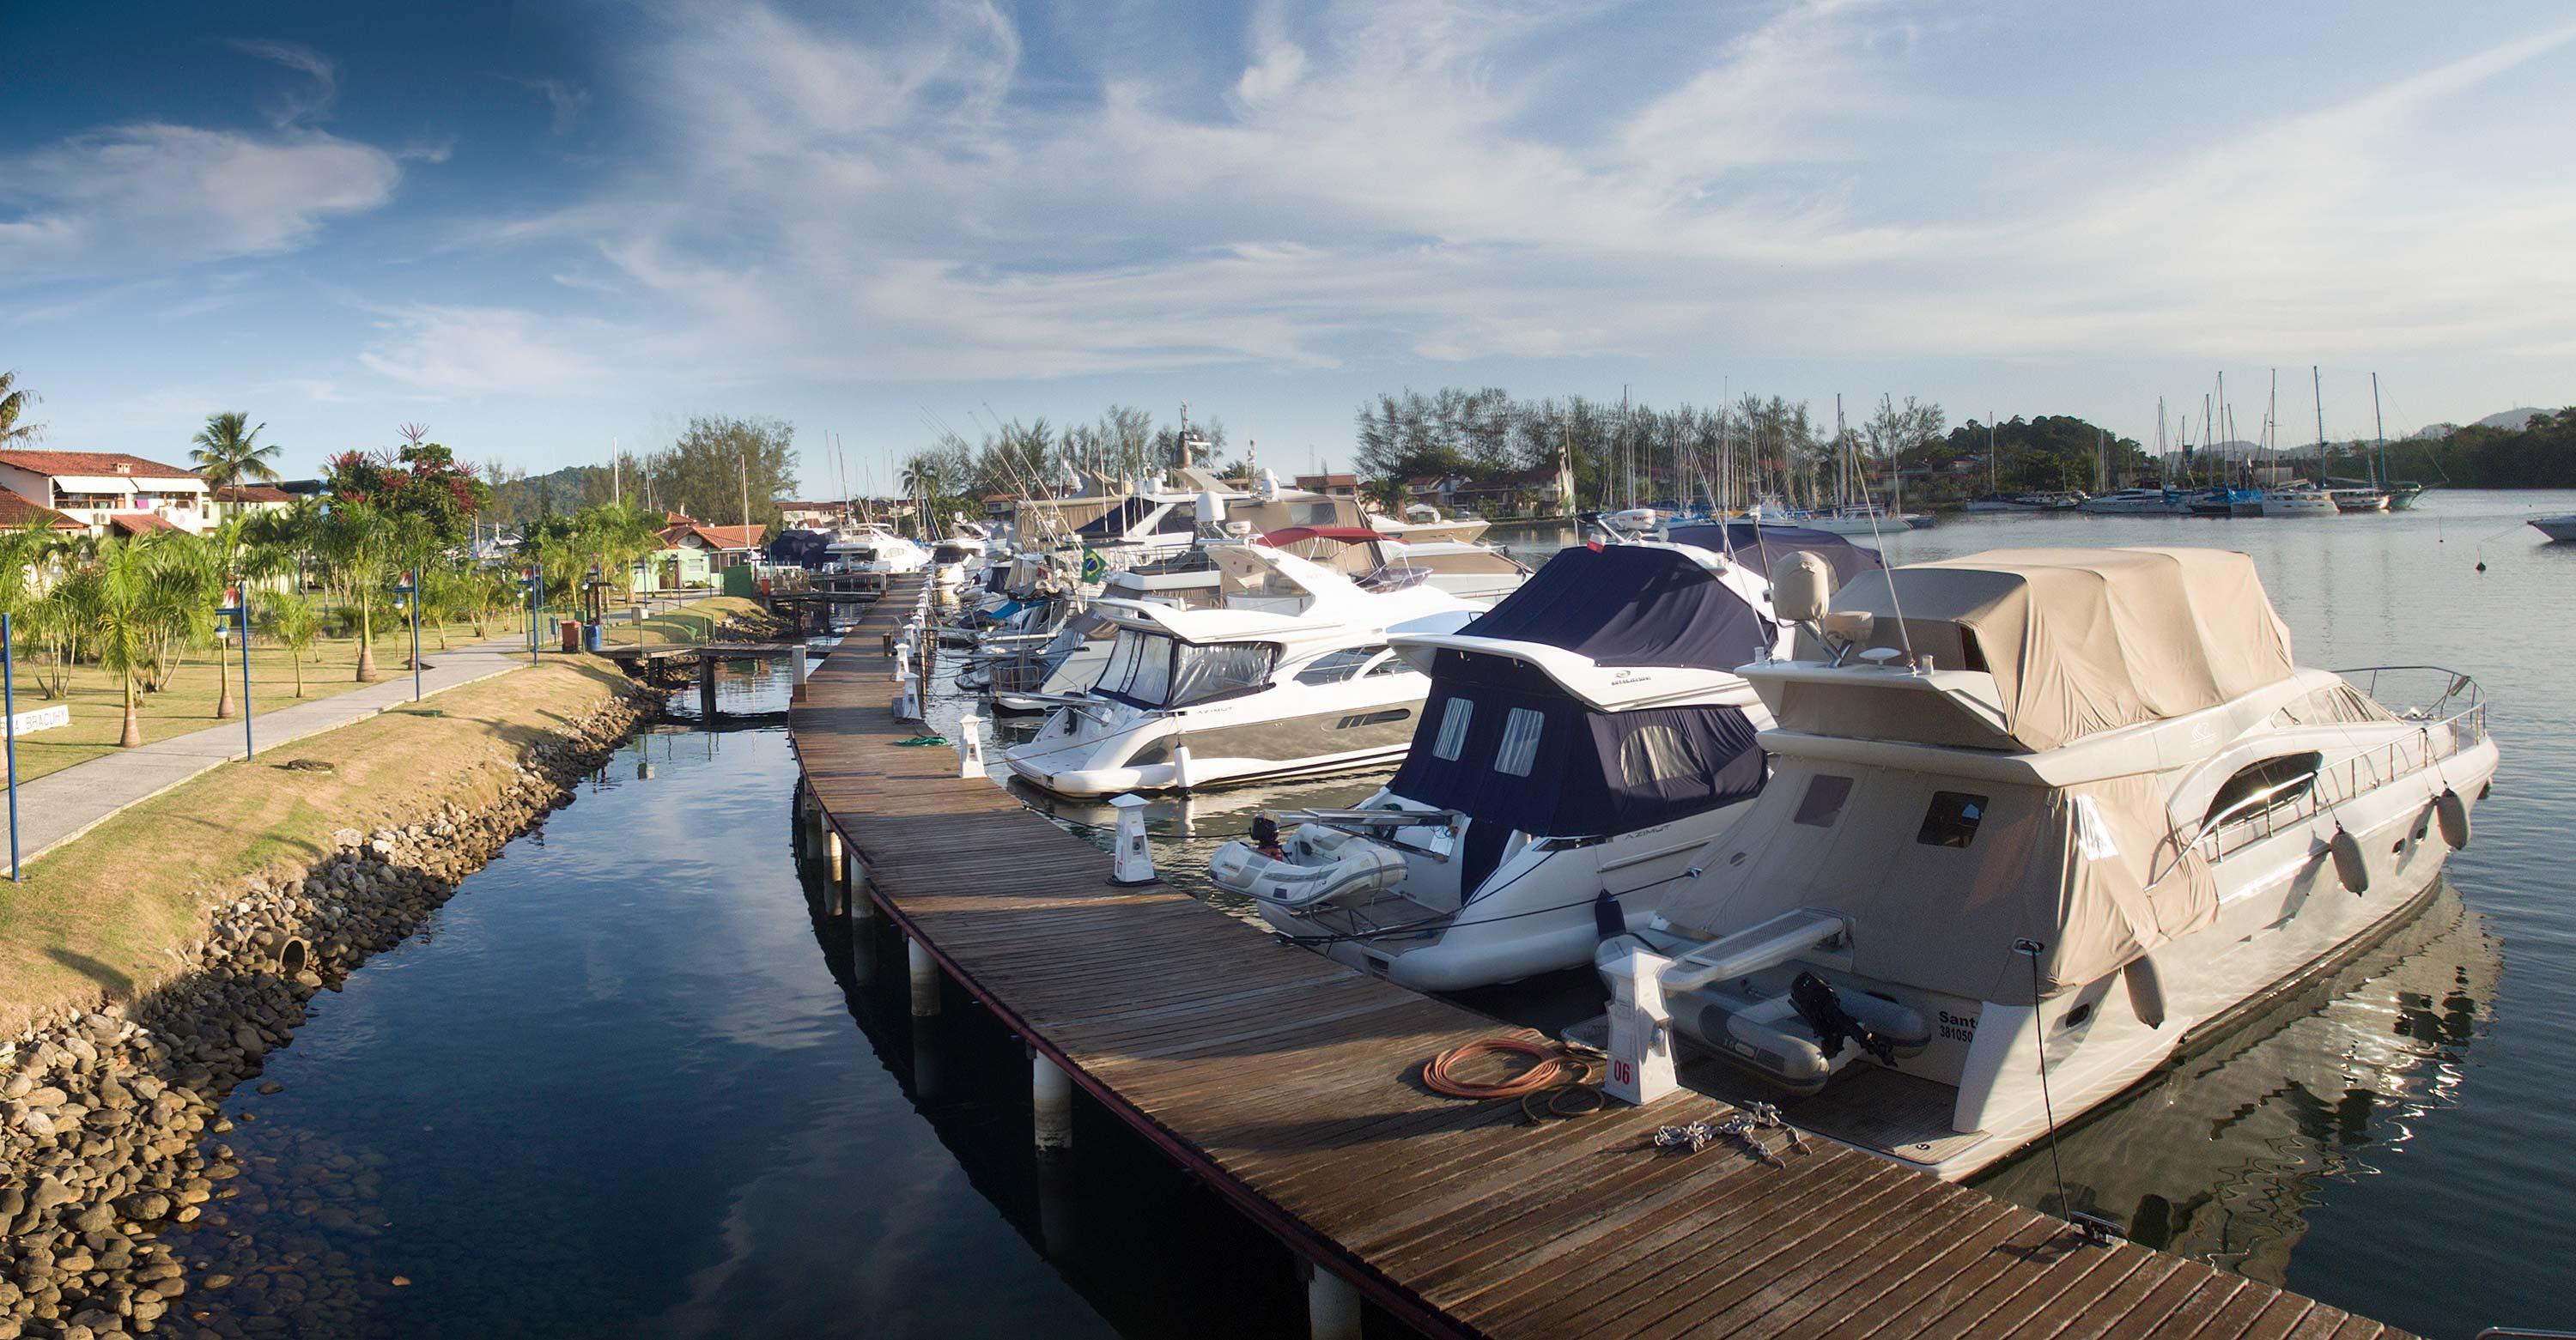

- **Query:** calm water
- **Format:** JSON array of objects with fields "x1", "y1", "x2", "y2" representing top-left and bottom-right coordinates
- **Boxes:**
[{"x1": 167, "y1": 491, "x2": 2576, "y2": 1338}]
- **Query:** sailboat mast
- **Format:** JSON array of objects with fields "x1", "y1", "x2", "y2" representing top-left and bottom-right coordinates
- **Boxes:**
[
  {"x1": 2312, "y1": 365, "x2": 2327, "y2": 480},
  {"x1": 2371, "y1": 372, "x2": 2387, "y2": 488}
]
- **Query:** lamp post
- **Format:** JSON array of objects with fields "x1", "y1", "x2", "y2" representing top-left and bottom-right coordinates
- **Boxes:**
[
  {"x1": 3, "y1": 613, "x2": 18, "y2": 882},
  {"x1": 523, "y1": 571, "x2": 541, "y2": 666},
  {"x1": 218, "y1": 583, "x2": 252, "y2": 758},
  {"x1": 395, "y1": 571, "x2": 422, "y2": 701}
]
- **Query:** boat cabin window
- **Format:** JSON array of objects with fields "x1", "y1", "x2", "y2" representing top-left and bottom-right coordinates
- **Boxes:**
[
  {"x1": 1154, "y1": 506, "x2": 1198, "y2": 535},
  {"x1": 1295, "y1": 646, "x2": 1388, "y2": 685},
  {"x1": 2201, "y1": 752, "x2": 2323, "y2": 829},
  {"x1": 1916, "y1": 791, "x2": 1989, "y2": 848},
  {"x1": 1431, "y1": 699, "x2": 1473, "y2": 760},
  {"x1": 1292, "y1": 500, "x2": 1340, "y2": 526},
  {"x1": 1364, "y1": 653, "x2": 1414, "y2": 676},
  {"x1": 1617, "y1": 725, "x2": 1704, "y2": 787},
  {"x1": 1093, "y1": 628, "x2": 1279, "y2": 708},
  {"x1": 1495, "y1": 708, "x2": 1545, "y2": 777},
  {"x1": 1793, "y1": 774, "x2": 1854, "y2": 828}
]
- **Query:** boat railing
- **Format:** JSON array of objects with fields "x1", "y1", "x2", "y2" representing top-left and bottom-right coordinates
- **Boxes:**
[{"x1": 2170, "y1": 677, "x2": 2488, "y2": 873}]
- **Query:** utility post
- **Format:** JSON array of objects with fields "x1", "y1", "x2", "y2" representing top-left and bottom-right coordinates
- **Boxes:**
[{"x1": 219, "y1": 582, "x2": 252, "y2": 758}]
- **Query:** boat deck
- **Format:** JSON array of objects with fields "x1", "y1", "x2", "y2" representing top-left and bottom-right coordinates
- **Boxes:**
[{"x1": 788, "y1": 576, "x2": 2406, "y2": 1339}]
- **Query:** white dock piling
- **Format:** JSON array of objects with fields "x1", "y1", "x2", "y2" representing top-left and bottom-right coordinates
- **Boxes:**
[
  {"x1": 1306, "y1": 1264, "x2": 1362, "y2": 1340},
  {"x1": 790, "y1": 645, "x2": 809, "y2": 701},
  {"x1": 848, "y1": 860, "x2": 874, "y2": 923},
  {"x1": 1107, "y1": 793, "x2": 1156, "y2": 886},
  {"x1": 897, "y1": 668, "x2": 920, "y2": 721},
  {"x1": 1032, "y1": 1052, "x2": 1073, "y2": 1152},
  {"x1": 1600, "y1": 944, "x2": 1680, "y2": 1106},
  {"x1": 957, "y1": 713, "x2": 985, "y2": 779},
  {"x1": 908, "y1": 936, "x2": 940, "y2": 1016}
]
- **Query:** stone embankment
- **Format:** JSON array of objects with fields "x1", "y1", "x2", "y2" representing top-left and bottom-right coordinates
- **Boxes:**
[{"x1": 0, "y1": 677, "x2": 668, "y2": 1340}]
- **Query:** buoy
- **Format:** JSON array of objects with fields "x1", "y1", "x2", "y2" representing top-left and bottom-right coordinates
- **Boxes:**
[
  {"x1": 1107, "y1": 793, "x2": 1157, "y2": 886},
  {"x1": 2328, "y1": 826, "x2": 2370, "y2": 894},
  {"x1": 2123, "y1": 957, "x2": 2167, "y2": 1028},
  {"x1": 2435, "y1": 789, "x2": 2470, "y2": 849}
]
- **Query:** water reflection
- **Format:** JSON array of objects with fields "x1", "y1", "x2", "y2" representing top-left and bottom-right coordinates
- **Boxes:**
[{"x1": 1975, "y1": 886, "x2": 2499, "y2": 1282}]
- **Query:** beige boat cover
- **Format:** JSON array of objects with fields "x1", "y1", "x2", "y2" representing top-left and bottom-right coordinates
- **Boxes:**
[
  {"x1": 1807, "y1": 548, "x2": 2296, "y2": 752},
  {"x1": 1656, "y1": 760, "x2": 2220, "y2": 1003}
]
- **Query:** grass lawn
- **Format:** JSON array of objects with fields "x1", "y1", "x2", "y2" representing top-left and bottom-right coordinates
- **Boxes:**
[
  {"x1": 2, "y1": 593, "x2": 762, "y2": 785},
  {"x1": 0, "y1": 656, "x2": 639, "y2": 1038}
]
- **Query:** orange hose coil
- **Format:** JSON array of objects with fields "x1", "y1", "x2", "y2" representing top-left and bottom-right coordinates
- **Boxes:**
[{"x1": 1422, "y1": 1038, "x2": 1590, "y2": 1100}]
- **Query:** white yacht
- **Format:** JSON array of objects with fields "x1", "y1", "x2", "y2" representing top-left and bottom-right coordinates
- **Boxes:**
[
  {"x1": 1597, "y1": 546, "x2": 2497, "y2": 1179},
  {"x1": 1003, "y1": 543, "x2": 1482, "y2": 796},
  {"x1": 2258, "y1": 482, "x2": 2340, "y2": 517},
  {"x1": 827, "y1": 524, "x2": 931, "y2": 586},
  {"x1": 2078, "y1": 488, "x2": 2182, "y2": 516},
  {"x1": 1258, "y1": 525, "x2": 1530, "y2": 603},
  {"x1": 1212, "y1": 525, "x2": 1887, "y2": 991}
]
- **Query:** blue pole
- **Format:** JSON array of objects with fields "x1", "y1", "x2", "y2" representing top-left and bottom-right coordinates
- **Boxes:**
[
  {"x1": 3, "y1": 612, "x2": 18, "y2": 883},
  {"x1": 234, "y1": 597, "x2": 252, "y2": 760},
  {"x1": 410, "y1": 575, "x2": 422, "y2": 702}
]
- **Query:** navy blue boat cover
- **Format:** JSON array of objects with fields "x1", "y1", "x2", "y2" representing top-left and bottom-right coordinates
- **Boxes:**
[
  {"x1": 1075, "y1": 496, "x2": 1155, "y2": 538},
  {"x1": 1450, "y1": 543, "x2": 1774, "y2": 670},
  {"x1": 1663, "y1": 521, "x2": 1884, "y2": 587},
  {"x1": 1388, "y1": 652, "x2": 1765, "y2": 840}
]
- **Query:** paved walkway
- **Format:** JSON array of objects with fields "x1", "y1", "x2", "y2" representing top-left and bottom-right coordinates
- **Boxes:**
[{"x1": 5, "y1": 635, "x2": 540, "y2": 874}]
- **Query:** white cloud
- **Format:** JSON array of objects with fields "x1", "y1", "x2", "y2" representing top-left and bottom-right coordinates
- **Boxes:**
[
  {"x1": 444, "y1": 0, "x2": 2576, "y2": 389},
  {"x1": 357, "y1": 303, "x2": 613, "y2": 395},
  {"x1": 228, "y1": 39, "x2": 341, "y2": 128},
  {"x1": 0, "y1": 123, "x2": 400, "y2": 277}
]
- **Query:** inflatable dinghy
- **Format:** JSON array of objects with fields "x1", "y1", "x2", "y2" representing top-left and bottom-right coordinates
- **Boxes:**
[{"x1": 1211, "y1": 825, "x2": 1406, "y2": 913}]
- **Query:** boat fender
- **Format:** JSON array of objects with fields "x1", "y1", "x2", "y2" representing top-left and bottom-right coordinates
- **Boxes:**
[
  {"x1": 1593, "y1": 890, "x2": 1626, "y2": 943},
  {"x1": 2435, "y1": 788, "x2": 2471, "y2": 850},
  {"x1": 2123, "y1": 957, "x2": 2167, "y2": 1029},
  {"x1": 2328, "y1": 827, "x2": 2370, "y2": 894},
  {"x1": 1789, "y1": 973, "x2": 1896, "y2": 1065}
]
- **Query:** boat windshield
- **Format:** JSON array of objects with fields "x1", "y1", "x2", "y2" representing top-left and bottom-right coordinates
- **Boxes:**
[{"x1": 1093, "y1": 628, "x2": 1279, "y2": 708}]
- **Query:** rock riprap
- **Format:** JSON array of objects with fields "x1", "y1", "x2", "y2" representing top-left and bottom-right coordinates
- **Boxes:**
[{"x1": 0, "y1": 678, "x2": 664, "y2": 1340}]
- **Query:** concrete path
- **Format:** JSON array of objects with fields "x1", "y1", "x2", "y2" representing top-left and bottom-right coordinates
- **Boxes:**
[{"x1": 4, "y1": 635, "x2": 541, "y2": 875}]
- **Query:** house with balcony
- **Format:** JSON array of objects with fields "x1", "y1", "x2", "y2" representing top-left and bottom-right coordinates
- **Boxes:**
[{"x1": 0, "y1": 450, "x2": 215, "y2": 536}]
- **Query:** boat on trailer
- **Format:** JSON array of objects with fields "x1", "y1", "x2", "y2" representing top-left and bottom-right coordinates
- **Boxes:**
[
  {"x1": 1214, "y1": 524, "x2": 1883, "y2": 991},
  {"x1": 1594, "y1": 546, "x2": 2497, "y2": 1179}
]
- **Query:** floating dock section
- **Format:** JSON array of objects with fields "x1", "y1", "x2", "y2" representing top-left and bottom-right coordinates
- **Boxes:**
[{"x1": 789, "y1": 576, "x2": 2402, "y2": 1340}]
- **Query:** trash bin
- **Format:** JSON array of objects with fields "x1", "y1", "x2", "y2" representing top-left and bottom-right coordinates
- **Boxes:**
[
  {"x1": 561, "y1": 620, "x2": 582, "y2": 652},
  {"x1": 583, "y1": 621, "x2": 604, "y2": 653}
]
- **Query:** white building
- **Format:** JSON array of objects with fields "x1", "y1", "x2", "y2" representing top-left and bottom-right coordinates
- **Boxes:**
[{"x1": 0, "y1": 450, "x2": 214, "y2": 536}]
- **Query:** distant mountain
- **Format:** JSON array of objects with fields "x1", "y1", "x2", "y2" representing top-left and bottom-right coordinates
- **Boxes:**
[{"x1": 2473, "y1": 407, "x2": 2550, "y2": 430}]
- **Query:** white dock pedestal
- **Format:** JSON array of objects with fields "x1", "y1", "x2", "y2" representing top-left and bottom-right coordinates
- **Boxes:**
[
  {"x1": 1306, "y1": 1264, "x2": 1361, "y2": 1340},
  {"x1": 908, "y1": 937, "x2": 940, "y2": 1016},
  {"x1": 1032, "y1": 1052, "x2": 1073, "y2": 1152}
]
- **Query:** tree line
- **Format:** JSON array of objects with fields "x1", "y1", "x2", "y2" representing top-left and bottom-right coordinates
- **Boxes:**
[{"x1": 484, "y1": 415, "x2": 800, "y2": 529}]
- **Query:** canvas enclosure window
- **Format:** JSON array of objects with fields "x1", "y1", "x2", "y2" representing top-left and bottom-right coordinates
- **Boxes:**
[
  {"x1": 1168, "y1": 642, "x2": 1278, "y2": 706},
  {"x1": 1496, "y1": 708, "x2": 1544, "y2": 777},
  {"x1": 1619, "y1": 725, "x2": 1703, "y2": 787},
  {"x1": 1432, "y1": 699, "x2": 1474, "y2": 760},
  {"x1": 1295, "y1": 646, "x2": 1385, "y2": 685}
]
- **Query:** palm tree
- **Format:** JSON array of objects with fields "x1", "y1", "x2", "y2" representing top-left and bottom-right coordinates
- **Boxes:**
[
  {"x1": 0, "y1": 369, "x2": 42, "y2": 446},
  {"x1": 83, "y1": 537, "x2": 169, "y2": 748},
  {"x1": 257, "y1": 590, "x2": 320, "y2": 698},
  {"x1": 189, "y1": 412, "x2": 283, "y2": 491},
  {"x1": 317, "y1": 502, "x2": 398, "y2": 680}
]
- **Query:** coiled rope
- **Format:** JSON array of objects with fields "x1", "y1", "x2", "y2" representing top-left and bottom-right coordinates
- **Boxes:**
[{"x1": 1421, "y1": 1039, "x2": 1600, "y2": 1113}]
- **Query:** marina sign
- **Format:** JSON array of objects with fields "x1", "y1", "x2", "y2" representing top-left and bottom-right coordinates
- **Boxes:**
[{"x1": 8, "y1": 705, "x2": 70, "y2": 736}]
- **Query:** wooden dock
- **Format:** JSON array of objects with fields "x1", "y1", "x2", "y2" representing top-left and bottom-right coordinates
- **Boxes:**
[{"x1": 788, "y1": 576, "x2": 2403, "y2": 1340}]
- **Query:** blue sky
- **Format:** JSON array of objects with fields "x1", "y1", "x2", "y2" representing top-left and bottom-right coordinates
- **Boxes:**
[{"x1": 6, "y1": 0, "x2": 2573, "y2": 488}]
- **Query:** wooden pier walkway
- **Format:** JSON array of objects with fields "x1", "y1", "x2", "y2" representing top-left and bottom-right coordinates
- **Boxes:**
[{"x1": 788, "y1": 577, "x2": 2401, "y2": 1340}]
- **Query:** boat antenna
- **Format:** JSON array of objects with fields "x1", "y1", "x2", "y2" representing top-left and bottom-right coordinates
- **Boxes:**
[{"x1": 1856, "y1": 395, "x2": 1915, "y2": 669}]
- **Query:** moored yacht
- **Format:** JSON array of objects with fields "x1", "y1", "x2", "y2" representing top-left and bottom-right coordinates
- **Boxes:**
[
  {"x1": 2257, "y1": 482, "x2": 2339, "y2": 517},
  {"x1": 2078, "y1": 488, "x2": 2182, "y2": 516},
  {"x1": 1002, "y1": 543, "x2": 1482, "y2": 796},
  {"x1": 827, "y1": 524, "x2": 931, "y2": 588},
  {"x1": 1212, "y1": 525, "x2": 1885, "y2": 991},
  {"x1": 1595, "y1": 546, "x2": 2497, "y2": 1179}
]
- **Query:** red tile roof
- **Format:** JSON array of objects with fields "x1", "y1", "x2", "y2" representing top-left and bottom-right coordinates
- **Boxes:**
[
  {"x1": 106, "y1": 512, "x2": 181, "y2": 535},
  {"x1": 658, "y1": 522, "x2": 767, "y2": 550},
  {"x1": 0, "y1": 493, "x2": 85, "y2": 531},
  {"x1": 212, "y1": 484, "x2": 295, "y2": 504},
  {"x1": 0, "y1": 450, "x2": 204, "y2": 482}
]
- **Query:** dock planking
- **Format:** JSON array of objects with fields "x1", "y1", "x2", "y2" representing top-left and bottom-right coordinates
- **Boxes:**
[{"x1": 789, "y1": 577, "x2": 2402, "y2": 1340}]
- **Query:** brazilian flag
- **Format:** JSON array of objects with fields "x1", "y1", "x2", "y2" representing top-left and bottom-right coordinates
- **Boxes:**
[{"x1": 1079, "y1": 549, "x2": 1107, "y2": 582}]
